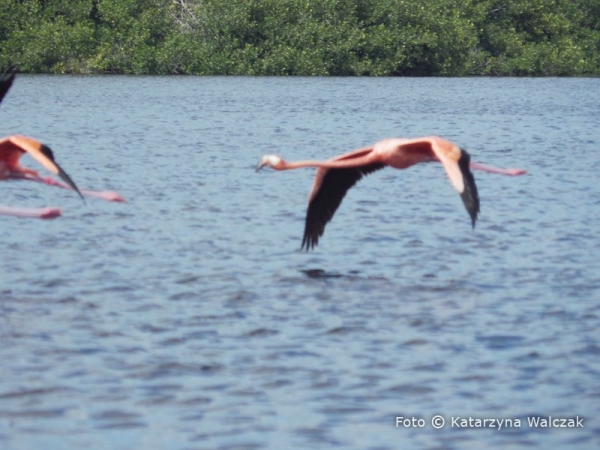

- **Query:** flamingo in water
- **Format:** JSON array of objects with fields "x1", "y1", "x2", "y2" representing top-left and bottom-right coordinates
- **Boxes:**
[
  {"x1": 256, "y1": 136, "x2": 527, "y2": 250},
  {"x1": 0, "y1": 70, "x2": 124, "y2": 219}
]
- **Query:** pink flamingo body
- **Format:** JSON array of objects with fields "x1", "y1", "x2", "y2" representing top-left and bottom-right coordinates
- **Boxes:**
[
  {"x1": 0, "y1": 70, "x2": 125, "y2": 218},
  {"x1": 256, "y1": 135, "x2": 527, "y2": 250}
]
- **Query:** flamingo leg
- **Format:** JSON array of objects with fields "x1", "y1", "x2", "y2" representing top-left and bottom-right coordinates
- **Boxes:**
[
  {"x1": 470, "y1": 162, "x2": 527, "y2": 176},
  {"x1": 0, "y1": 205, "x2": 61, "y2": 219},
  {"x1": 13, "y1": 173, "x2": 126, "y2": 202}
]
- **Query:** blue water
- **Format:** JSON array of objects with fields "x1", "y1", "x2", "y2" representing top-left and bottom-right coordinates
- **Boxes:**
[{"x1": 1, "y1": 76, "x2": 599, "y2": 449}]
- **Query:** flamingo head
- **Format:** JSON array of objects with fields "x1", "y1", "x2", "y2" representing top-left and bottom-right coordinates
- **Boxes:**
[{"x1": 256, "y1": 154, "x2": 283, "y2": 171}]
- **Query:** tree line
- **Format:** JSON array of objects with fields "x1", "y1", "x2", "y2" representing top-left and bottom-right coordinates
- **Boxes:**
[{"x1": 0, "y1": 0, "x2": 598, "y2": 76}]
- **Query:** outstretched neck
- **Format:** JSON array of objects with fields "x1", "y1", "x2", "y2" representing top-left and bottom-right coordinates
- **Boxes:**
[{"x1": 278, "y1": 157, "x2": 373, "y2": 170}]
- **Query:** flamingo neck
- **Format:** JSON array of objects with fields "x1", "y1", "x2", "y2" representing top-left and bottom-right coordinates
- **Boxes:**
[
  {"x1": 9, "y1": 172, "x2": 51, "y2": 183},
  {"x1": 280, "y1": 157, "x2": 373, "y2": 170}
]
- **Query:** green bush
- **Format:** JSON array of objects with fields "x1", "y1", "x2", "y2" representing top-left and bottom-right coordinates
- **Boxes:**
[{"x1": 0, "y1": 0, "x2": 598, "y2": 75}]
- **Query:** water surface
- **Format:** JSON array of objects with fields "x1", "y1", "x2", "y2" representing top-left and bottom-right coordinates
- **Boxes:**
[{"x1": 1, "y1": 76, "x2": 599, "y2": 449}]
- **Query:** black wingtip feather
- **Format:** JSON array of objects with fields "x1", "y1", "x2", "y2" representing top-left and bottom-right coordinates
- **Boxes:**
[
  {"x1": 301, "y1": 163, "x2": 385, "y2": 251},
  {"x1": 40, "y1": 144, "x2": 85, "y2": 202},
  {"x1": 0, "y1": 68, "x2": 16, "y2": 105},
  {"x1": 57, "y1": 165, "x2": 85, "y2": 202},
  {"x1": 457, "y1": 149, "x2": 480, "y2": 228}
]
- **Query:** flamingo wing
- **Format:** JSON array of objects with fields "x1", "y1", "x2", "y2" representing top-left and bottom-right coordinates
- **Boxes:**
[
  {"x1": 1, "y1": 136, "x2": 83, "y2": 199},
  {"x1": 0, "y1": 69, "x2": 15, "y2": 104},
  {"x1": 302, "y1": 162, "x2": 385, "y2": 250},
  {"x1": 455, "y1": 150, "x2": 479, "y2": 227},
  {"x1": 399, "y1": 137, "x2": 480, "y2": 227}
]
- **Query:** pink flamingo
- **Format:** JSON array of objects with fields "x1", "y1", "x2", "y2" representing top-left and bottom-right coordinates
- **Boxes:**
[
  {"x1": 0, "y1": 70, "x2": 124, "y2": 219},
  {"x1": 256, "y1": 136, "x2": 527, "y2": 250}
]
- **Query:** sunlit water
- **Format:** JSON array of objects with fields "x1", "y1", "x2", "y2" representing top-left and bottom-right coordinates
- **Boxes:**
[{"x1": 1, "y1": 76, "x2": 599, "y2": 449}]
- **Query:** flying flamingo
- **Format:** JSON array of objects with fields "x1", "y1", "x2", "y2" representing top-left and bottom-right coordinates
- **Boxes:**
[
  {"x1": 0, "y1": 70, "x2": 124, "y2": 219},
  {"x1": 256, "y1": 136, "x2": 527, "y2": 250}
]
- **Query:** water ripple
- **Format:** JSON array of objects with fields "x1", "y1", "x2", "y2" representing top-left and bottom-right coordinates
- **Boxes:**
[{"x1": 0, "y1": 76, "x2": 598, "y2": 450}]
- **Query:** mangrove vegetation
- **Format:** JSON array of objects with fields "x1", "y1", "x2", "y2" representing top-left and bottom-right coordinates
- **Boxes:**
[{"x1": 0, "y1": 0, "x2": 599, "y2": 75}]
